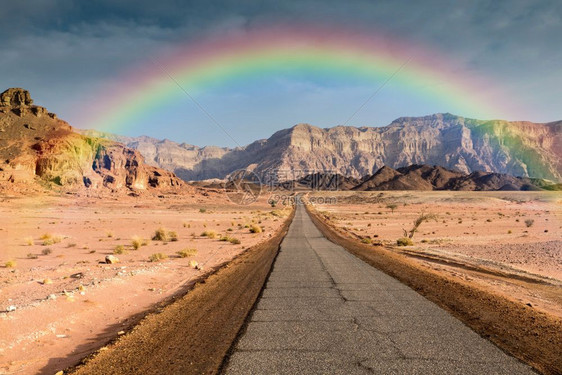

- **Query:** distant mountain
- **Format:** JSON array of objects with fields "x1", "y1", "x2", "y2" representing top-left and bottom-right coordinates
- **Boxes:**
[
  {"x1": 81, "y1": 113, "x2": 562, "y2": 182},
  {"x1": 353, "y1": 164, "x2": 554, "y2": 191},
  {"x1": 0, "y1": 88, "x2": 183, "y2": 192},
  {"x1": 293, "y1": 173, "x2": 362, "y2": 191}
]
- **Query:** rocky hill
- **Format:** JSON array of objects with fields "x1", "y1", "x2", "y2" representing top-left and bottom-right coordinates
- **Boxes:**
[
  {"x1": 0, "y1": 88, "x2": 183, "y2": 193},
  {"x1": 83, "y1": 114, "x2": 562, "y2": 182},
  {"x1": 277, "y1": 165, "x2": 556, "y2": 191},
  {"x1": 353, "y1": 165, "x2": 553, "y2": 191}
]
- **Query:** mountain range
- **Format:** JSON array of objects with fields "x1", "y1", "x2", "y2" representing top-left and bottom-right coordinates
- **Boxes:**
[
  {"x1": 81, "y1": 114, "x2": 562, "y2": 182},
  {"x1": 1, "y1": 87, "x2": 560, "y2": 194}
]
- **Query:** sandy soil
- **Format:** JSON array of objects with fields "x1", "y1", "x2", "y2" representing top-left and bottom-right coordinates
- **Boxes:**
[
  {"x1": 0, "y1": 191, "x2": 292, "y2": 375},
  {"x1": 309, "y1": 191, "x2": 562, "y2": 318}
]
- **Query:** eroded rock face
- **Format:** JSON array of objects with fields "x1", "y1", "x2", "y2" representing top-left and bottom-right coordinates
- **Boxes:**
[
  {"x1": 0, "y1": 87, "x2": 184, "y2": 192},
  {"x1": 0, "y1": 88, "x2": 33, "y2": 107},
  {"x1": 1, "y1": 88, "x2": 55, "y2": 119},
  {"x1": 91, "y1": 141, "x2": 182, "y2": 190},
  {"x1": 84, "y1": 114, "x2": 562, "y2": 182}
]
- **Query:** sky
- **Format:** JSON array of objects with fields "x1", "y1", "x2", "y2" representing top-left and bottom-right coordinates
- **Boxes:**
[{"x1": 1, "y1": 0, "x2": 561, "y2": 147}]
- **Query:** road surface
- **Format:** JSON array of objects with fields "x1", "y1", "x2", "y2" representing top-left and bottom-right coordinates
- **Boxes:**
[{"x1": 224, "y1": 204, "x2": 534, "y2": 374}]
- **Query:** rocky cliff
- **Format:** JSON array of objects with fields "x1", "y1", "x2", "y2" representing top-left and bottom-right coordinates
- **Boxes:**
[
  {"x1": 84, "y1": 113, "x2": 562, "y2": 182},
  {"x1": 0, "y1": 88, "x2": 183, "y2": 192}
]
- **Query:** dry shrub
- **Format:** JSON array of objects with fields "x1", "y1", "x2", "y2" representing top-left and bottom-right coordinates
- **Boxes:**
[
  {"x1": 249, "y1": 225, "x2": 262, "y2": 233},
  {"x1": 176, "y1": 248, "x2": 197, "y2": 258},
  {"x1": 396, "y1": 237, "x2": 414, "y2": 246},
  {"x1": 149, "y1": 253, "x2": 168, "y2": 262}
]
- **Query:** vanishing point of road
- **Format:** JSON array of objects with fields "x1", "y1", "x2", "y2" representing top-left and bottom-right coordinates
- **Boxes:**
[{"x1": 224, "y1": 204, "x2": 534, "y2": 374}]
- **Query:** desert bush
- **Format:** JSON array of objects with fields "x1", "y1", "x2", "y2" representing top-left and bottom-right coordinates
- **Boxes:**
[
  {"x1": 152, "y1": 228, "x2": 178, "y2": 242},
  {"x1": 114, "y1": 245, "x2": 125, "y2": 254},
  {"x1": 40, "y1": 233, "x2": 63, "y2": 245},
  {"x1": 361, "y1": 238, "x2": 372, "y2": 244},
  {"x1": 201, "y1": 230, "x2": 217, "y2": 239},
  {"x1": 524, "y1": 219, "x2": 534, "y2": 228},
  {"x1": 149, "y1": 253, "x2": 168, "y2": 262},
  {"x1": 386, "y1": 204, "x2": 398, "y2": 213},
  {"x1": 199, "y1": 208, "x2": 207, "y2": 213},
  {"x1": 67, "y1": 242, "x2": 76, "y2": 248},
  {"x1": 42, "y1": 248, "x2": 52, "y2": 255},
  {"x1": 27, "y1": 253, "x2": 38, "y2": 259},
  {"x1": 5, "y1": 260, "x2": 16, "y2": 268},
  {"x1": 106, "y1": 231, "x2": 114, "y2": 238},
  {"x1": 402, "y1": 212, "x2": 438, "y2": 239},
  {"x1": 152, "y1": 227, "x2": 168, "y2": 241},
  {"x1": 42, "y1": 238, "x2": 55, "y2": 246},
  {"x1": 219, "y1": 235, "x2": 241, "y2": 244},
  {"x1": 176, "y1": 248, "x2": 197, "y2": 258},
  {"x1": 249, "y1": 225, "x2": 262, "y2": 233},
  {"x1": 131, "y1": 236, "x2": 143, "y2": 250},
  {"x1": 229, "y1": 237, "x2": 241, "y2": 244},
  {"x1": 24, "y1": 236, "x2": 34, "y2": 246},
  {"x1": 396, "y1": 237, "x2": 414, "y2": 246}
]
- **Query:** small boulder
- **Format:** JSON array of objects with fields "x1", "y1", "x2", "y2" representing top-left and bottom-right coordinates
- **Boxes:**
[{"x1": 105, "y1": 255, "x2": 119, "y2": 264}]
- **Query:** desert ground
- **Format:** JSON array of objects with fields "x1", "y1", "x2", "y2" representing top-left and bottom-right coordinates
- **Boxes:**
[
  {"x1": 0, "y1": 190, "x2": 292, "y2": 375},
  {"x1": 1, "y1": 189, "x2": 560, "y2": 374},
  {"x1": 308, "y1": 190, "x2": 562, "y2": 318}
]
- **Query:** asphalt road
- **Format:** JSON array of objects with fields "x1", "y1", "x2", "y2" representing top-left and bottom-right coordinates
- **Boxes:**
[{"x1": 224, "y1": 204, "x2": 534, "y2": 374}]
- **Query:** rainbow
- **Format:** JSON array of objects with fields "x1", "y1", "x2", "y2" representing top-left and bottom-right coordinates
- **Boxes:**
[{"x1": 79, "y1": 25, "x2": 517, "y2": 134}]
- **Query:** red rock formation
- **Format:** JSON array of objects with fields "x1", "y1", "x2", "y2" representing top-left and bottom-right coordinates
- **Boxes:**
[{"x1": 0, "y1": 88, "x2": 183, "y2": 192}]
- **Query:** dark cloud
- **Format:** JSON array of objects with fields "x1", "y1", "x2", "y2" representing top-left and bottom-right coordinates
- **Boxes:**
[{"x1": 0, "y1": 0, "x2": 560, "y2": 137}]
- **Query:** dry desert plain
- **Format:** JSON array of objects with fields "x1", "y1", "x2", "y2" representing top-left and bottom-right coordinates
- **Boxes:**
[
  {"x1": 0, "y1": 189, "x2": 561, "y2": 374},
  {"x1": 308, "y1": 190, "x2": 562, "y2": 318},
  {"x1": 0, "y1": 190, "x2": 292, "y2": 375}
]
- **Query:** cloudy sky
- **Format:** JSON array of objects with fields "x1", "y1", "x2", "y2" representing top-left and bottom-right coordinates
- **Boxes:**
[{"x1": 1, "y1": 0, "x2": 560, "y2": 146}]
